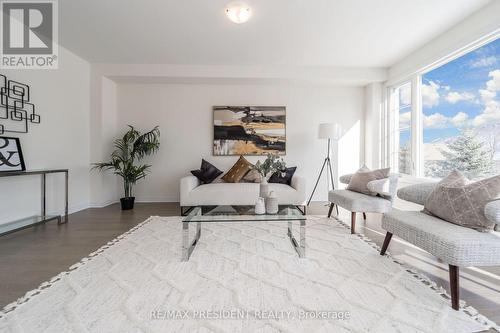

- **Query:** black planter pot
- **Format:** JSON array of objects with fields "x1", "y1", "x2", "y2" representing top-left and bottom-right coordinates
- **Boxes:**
[{"x1": 120, "y1": 197, "x2": 135, "y2": 210}]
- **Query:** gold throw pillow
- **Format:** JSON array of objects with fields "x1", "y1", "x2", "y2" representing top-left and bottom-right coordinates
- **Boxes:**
[{"x1": 222, "y1": 156, "x2": 252, "y2": 183}]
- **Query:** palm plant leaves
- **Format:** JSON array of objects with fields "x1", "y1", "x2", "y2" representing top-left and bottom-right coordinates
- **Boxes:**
[{"x1": 92, "y1": 125, "x2": 160, "y2": 197}]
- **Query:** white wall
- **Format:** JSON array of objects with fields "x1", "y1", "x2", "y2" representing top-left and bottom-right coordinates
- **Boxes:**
[
  {"x1": 0, "y1": 47, "x2": 91, "y2": 224},
  {"x1": 88, "y1": 75, "x2": 119, "y2": 207},
  {"x1": 364, "y1": 82, "x2": 384, "y2": 169},
  {"x1": 115, "y1": 83, "x2": 364, "y2": 202}
]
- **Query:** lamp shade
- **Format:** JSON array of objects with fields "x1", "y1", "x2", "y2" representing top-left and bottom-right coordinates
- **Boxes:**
[{"x1": 318, "y1": 123, "x2": 342, "y2": 140}]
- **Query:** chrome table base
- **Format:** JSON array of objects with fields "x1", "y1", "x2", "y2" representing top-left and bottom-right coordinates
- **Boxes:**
[
  {"x1": 288, "y1": 220, "x2": 306, "y2": 258},
  {"x1": 181, "y1": 219, "x2": 306, "y2": 261}
]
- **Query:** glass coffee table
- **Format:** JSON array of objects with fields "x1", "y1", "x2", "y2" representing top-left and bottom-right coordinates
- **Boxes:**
[{"x1": 182, "y1": 205, "x2": 306, "y2": 261}]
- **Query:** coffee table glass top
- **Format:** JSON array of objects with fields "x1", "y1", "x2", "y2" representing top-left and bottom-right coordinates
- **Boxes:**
[{"x1": 183, "y1": 205, "x2": 305, "y2": 223}]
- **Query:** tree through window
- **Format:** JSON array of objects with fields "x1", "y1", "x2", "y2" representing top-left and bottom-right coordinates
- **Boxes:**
[{"x1": 422, "y1": 38, "x2": 500, "y2": 179}]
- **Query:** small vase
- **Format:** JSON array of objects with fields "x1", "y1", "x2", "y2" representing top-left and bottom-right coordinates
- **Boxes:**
[
  {"x1": 255, "y1": 197, "x2": 266, "y2": 215},
  {"x1": 266, "y1": 191, "x2": 279, "y2": 214},
  {"x1": 259, "y1": 179, "x2": 269, "y2": 198}
]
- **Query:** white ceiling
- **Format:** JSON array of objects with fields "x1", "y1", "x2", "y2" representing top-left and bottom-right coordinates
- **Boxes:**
[{"x1": 59, "y1": 0, "x2": 492, "y2": 67}]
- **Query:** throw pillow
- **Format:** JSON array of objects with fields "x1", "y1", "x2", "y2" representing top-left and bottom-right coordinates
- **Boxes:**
[
  {"x1": 269, "y1": 167, "x2": 297, "y2": 185},
  {"x1": 242, "y1": 169, "x2": 262, "y2": 183},
  {"x1": 346, "y1": 166, "x2": 390, "y2": 195},
  {"x1": 424, "y1": 171, "x2": 500, "y2": 232},
  {"x1": 190, "y1": 159, "x2": 223, "y2": 184},
  {"x1": 222, "y1": 156, "x2": 252, "y2": 183}
]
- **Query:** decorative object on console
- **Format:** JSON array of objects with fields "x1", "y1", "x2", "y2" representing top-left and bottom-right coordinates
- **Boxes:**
[
  {"x1": 346, "y1": 166, "x2": 391, "y2": 196},
  {"x1": 92, "y1": 125, "x2": 160, "y2": 210},
  {"x1": 255, "y1": 197, "x2": 265, "y2": 214},
  {"x1": 424, "y1": 170, "x2": 500, "y2": 232},
  {"x1": 252, "y1": 153, "x2": 286, "y2": 198},
  {"x1": 213, "y1": 106, "x2": 286, "y2": 156},
  {"x1": 0, "y1": 136, "x2": 25, "y2": 172},
  {"x1": 265, "y1": 190, "x2": 279, "y2": 214},
  {"x1": 0, "y1": 75, "x2": 40, "y2": 135},
  {"x1": 221, "y1": 155, "x2": 252, "y2": 183},
  {"x1": 191, "y1": 159, "x2": 222, "y2": 184},
  {"x1": 307, "y1": 123, "x2": 342, "y2": 205},
  {"x1": 269, "y1": 166, "x2": 296, "y2": 185}
]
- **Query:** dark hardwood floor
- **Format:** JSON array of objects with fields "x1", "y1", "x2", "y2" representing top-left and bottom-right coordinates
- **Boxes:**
[{"x1": 0, "y1": 202, "x2": 499, "y2": 327}]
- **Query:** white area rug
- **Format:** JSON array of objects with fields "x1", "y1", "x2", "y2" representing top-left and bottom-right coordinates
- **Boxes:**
[{"x1": 0, "y1": 216, "x2": 497, "y2": 333}]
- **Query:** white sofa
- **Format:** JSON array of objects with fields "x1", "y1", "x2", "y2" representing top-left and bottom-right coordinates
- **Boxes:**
[{"x1": 180, "y1": 175, "x2": 307, "y2": 215}]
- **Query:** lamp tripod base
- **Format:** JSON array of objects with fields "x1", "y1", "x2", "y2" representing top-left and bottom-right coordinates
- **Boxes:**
[{"x1": 307, "y1": 156, "x2": 336, "y2": 208}]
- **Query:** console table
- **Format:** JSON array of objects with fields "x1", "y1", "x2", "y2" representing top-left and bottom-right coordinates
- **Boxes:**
[{"x1": 0, "y1": 169, "x2": 68, "y2": 236}]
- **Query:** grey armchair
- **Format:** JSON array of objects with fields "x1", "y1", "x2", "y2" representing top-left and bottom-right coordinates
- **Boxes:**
[{"x1": 328, "y1": 173, "x2": 399, "y2": 234}]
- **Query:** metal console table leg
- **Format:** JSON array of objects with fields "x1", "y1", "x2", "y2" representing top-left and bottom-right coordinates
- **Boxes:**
[{"x1": 288, "y1": 220, "x2": 306, "y2": 258}]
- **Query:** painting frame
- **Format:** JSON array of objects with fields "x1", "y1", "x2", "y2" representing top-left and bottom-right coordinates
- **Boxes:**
[
  {"x1": 0, "y1": 136, "x2": 26, "y2": 173},
  {"x1": 213, "y1": 106, "x2": 286, "y2": 156}
]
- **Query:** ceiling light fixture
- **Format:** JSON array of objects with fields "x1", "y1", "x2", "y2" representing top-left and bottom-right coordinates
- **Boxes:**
[{"x1": 225, "y1": 2, "x2": 252, "y2": 24}]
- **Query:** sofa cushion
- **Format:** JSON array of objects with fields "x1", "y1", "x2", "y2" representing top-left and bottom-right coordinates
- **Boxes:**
[
  {"x1": 339, "y1": 174, "x2": 353, "y2": 185},
  {"x1": 242, "y1": 169, "x2": 262, "y2": 183},
  {"x1": 329, "y1": 189, "x2": 392, "y2": 213},
  {"x1": 382, "y1": 209, "x2": 500, "y2": 266},
  {"x1": 424, "y1": 171, "x2": 500, "y2": 232},
  {"x1": 269, "y1": 167, "x2": 296, "y2": 185},
  {"x1": 397, "y1": 182, "x2": 437, "y2": 205},
  {"x1": 347, "y1": 167, "x2": 390, "y2": 196},
  {"x1": 485, "y1": 200, "x2": 500, "y2": 226},
  {"x1": 222, "y1": 156, "x2": 252, "y2": 183},
  {"x1": 190, "y1": 159, "x2": 223, "y2": 184}
]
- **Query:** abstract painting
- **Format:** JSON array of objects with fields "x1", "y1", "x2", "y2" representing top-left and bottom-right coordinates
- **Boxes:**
[{"x1": 213, "y1": 106, "x2": 286, "y2": 156}]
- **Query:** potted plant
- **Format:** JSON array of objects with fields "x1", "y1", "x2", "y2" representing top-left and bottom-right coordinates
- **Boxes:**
[
  {"x1": 253, "y1": 153, "x2": 286, "y2": 198},
  {"x1": 92, "y1": 125, "x2": 160, "y2": 210}
]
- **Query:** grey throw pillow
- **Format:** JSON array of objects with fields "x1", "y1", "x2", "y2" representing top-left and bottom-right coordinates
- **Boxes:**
[
  {"x1": 242, "y1": 169, "x2": 262, "y2": 183},
  {"x1": 424, "y1": 170, "x2": 500, "y2": 232},
  {"x1": 346, "y1": 166, "x2": 390, "y2": 196}
]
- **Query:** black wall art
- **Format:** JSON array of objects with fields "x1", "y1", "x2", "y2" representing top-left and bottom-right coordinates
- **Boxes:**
[
  {"x1": 213, "y1": 106, "x2": 286, "y2": 156},
  {"x1": 0, "y1": 137, "x2": 26, "y2": 172},
  {"x1": 0, "y1": 74, "x2": 39, "y2": 134}
]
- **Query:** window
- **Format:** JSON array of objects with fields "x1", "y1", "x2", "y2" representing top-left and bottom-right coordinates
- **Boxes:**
[
  {"x1": 388, "y1": 37, "x2": 500, "y2": 180},
  {"x1": 395, "y1": 82, "x2": 412, "y2": 175},
  {"x1": 422, "y1": 38, "x2": 500, "y2": 179}
]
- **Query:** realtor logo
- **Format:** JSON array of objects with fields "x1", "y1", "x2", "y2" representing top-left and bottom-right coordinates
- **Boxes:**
[{"x1": 1, "y1": 0, "x2": 58, "y2": 69}]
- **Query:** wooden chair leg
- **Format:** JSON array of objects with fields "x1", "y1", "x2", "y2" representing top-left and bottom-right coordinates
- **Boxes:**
[
  {"x1": 351, "y1": 212, "x2": 356, "y2": 234},
  {"x1": 380, "y1": 232, "x2": 393, "y2": 255},
  {"x1": 327, "y1": 203, "x2": 335, "y2": 218},
  {"x1": 362, "y1": 212, "x2": 367, "y2": 220},
  {"x1": 449, "y1": 265, "x2": 460, "y2": 310}
]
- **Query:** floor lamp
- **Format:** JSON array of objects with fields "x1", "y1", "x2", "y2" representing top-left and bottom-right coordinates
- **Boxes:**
[{"x1": 307, "y1": 123, "x2": 342, "y2": 206}]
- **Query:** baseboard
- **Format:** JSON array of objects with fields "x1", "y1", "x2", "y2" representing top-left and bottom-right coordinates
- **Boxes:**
[
  {"x1": 88, "y1": 199, "x2": 119, "y2": 208},
  {"x1": 135, "y1": 197, "x2": 179, "y2": 203},
  {"x1": 45, "y1": 202, "x2": 92, "y2": 217}
]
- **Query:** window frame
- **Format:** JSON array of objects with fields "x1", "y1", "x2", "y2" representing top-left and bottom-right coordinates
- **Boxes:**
[{"x1": 384, "y1": 33, "x2": 500, "y2": 179}]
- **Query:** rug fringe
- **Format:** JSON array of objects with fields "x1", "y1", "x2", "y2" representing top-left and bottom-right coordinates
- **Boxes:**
[{"x1": 329, "y1": 215, "x2": 500, "y2": 332}]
